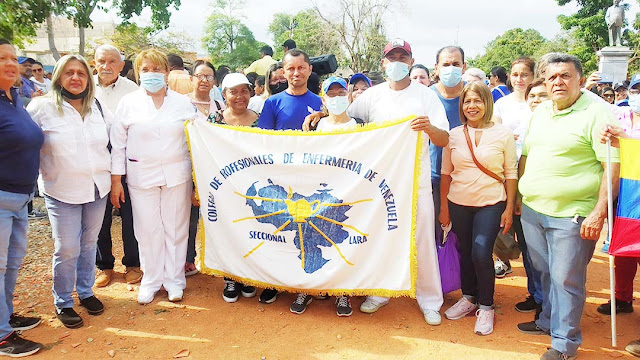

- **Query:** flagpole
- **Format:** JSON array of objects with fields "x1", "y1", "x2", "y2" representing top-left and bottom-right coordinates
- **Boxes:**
[{"x1": 606, "y1": 138, "x2": 617, "y2": 348}]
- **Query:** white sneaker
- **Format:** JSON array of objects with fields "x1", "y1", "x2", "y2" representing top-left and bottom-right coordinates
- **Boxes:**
[
  {"x1": 168, "y1": 289, "x2": 183, "y2": 302},
  {"x1": 359, "y1": 298, "x2": 387, "y2": 314},
  {"x1": 137, "y1": 288, "x2": 157, "y2": 305},
  {"x1": 474, "y1": 308, "x2": 495, "y2": 335},
  {"x1": 423, "y1": 309, "x2": 441, "y2": 326},
  {"x1": 444, "y1": 297, "x2": 478, "y2": 320}
]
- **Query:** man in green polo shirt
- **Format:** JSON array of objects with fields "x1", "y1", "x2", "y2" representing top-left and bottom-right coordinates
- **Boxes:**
[{"x1": 516, "y1": 53, "x2": 620, "y2": 360}]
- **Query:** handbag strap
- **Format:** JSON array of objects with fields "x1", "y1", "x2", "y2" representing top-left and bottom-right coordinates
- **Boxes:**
[{"x1": 463, "y1": 124, "x2": 503, "y2": 183}]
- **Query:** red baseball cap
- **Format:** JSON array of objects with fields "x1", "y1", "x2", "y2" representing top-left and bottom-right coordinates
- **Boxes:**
[{"x1": 383, "y1": 38, "x2": 412, "y2": 56}]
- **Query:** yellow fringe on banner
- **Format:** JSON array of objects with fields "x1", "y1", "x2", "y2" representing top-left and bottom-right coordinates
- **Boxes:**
[{"x1": 187, "y1": 116, "x2": 422, "y2": 298}]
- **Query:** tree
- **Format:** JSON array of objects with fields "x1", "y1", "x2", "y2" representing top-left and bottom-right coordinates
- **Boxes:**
[
  {"x1": 469, "y1": 29, "x2": 550, "y2": 71},
  {"x1": 202, "y1": 0, "x2": 265, "y2": 71},
  {"x1": 0, "y1": 0, "x2": 50, "y2": 45},
  {"x1": 2, "y1": 0, "x2": 181, "y2": 58},
  {"x1": 85, "y1": 23, "x2": 194, "y2": 62},
  {"x1": 313, "y1": 0, "x2": 392, "y2": 72},
  {"x1": 269, "y1": 10, "x2": 345, "y2": 62}
]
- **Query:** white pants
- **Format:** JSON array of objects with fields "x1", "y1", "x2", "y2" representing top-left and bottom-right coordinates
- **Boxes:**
[
  {"x1": 367, "y1": 190, "x2": 444, "y2": 312},
  {"x1": 128, "y1": 182, "x2": 191, "y2": 293}
]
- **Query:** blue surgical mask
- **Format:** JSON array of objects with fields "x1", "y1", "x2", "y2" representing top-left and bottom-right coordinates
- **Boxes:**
[
  {"x1": 385, "y1": 62, "x2": 410, "y2": 82},
  {"x1": 439, "y1": 66, "x2": 463, "y2": 87},
  {"x1": 139, "y1": 72, "x2": 166, "y2": 93},
  {"x1": 325, "y1": 95, "x2": 350, "y2": 115},
  {"x1": 629, "y1": 93, "x2": 640, "y2": 113}
]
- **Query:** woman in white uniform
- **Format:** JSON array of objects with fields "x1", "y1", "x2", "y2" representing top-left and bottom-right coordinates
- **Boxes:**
[{"x1": 110, "y1": 49, "x2": 196, "y2": 305}]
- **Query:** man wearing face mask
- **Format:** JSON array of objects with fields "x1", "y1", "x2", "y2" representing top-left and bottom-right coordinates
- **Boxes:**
[
  {"x1": 430, "y1": 46, "x2": 467, "y2": 242},
  {"x1": 93, "y1": 44, "x2": 142, "y2": 288},
  {"x1": 347, "y1": 38, "x2": 450, "y2": 326}
]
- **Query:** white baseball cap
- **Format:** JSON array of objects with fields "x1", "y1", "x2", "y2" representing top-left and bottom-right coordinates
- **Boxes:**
[{"x1": 221, "y1": 73, "x2": 252, "y2": 92}]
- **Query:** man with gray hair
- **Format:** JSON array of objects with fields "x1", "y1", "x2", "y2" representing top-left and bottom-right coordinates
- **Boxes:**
[
  {"x1": 516, "y1": 53, "x2": 621, "y2": 360},
  {"x1": 93, "y1": 44, "x2": 142, "y2": 287}
]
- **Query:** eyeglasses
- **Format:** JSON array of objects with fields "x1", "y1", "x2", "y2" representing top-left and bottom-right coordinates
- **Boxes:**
[
  {"x1": 629, "y1": 89, "x2": 640, "y2": 95},
  {"x1": 33, "y1": 68, "x2": 43, "y2": 72},
  {"x1": 194, "y1": 74, "x2": 214, "y2": 82},
  {"x1": 603, "y1": 93, "x2": 615, "y2": 97}
]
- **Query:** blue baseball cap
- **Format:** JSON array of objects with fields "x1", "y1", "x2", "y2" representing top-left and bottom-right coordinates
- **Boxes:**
[
  {"x1": 321, "y1": 76, "x2": 347, "y2": 95},
  {"x1": 17, "y1": 56, "x2": 35, "y2": 65},
  {"x1": 629, "y1": 75, "x2": 640, "y2": 89},
  {"x1": 349, "y1": 73, "x2": 371, "y2": 87}
]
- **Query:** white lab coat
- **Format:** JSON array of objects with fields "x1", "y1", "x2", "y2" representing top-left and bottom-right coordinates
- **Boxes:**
[{"x1": 110, "y1": 88, "x2": 197, "y2": 293}]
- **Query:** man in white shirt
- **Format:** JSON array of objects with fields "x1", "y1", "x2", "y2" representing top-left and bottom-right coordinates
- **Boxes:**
[
  {"x1": 93, "y1": 44, "x2": 142, "y2": 287},
  {"x1": 347, "y1": 38, "x2": 449, "y2": 326}
]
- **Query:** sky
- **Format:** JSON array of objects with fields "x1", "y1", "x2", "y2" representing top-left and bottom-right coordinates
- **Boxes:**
[{"x1": 91, "y1": 0, "x2": 639, "y2": 65}]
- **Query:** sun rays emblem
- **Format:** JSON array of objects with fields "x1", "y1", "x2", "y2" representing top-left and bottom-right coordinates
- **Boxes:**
[{"x1": 233, "y1": 181, "x2": 371, "y2": 272}]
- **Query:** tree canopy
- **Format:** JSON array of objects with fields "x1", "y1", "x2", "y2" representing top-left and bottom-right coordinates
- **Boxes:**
[
  {"x1": 269, "y1": 10, "x2": 345, "y2": 62},
  {"x1": 201, "y1": 0, "x2": 266, "y2": 71}
]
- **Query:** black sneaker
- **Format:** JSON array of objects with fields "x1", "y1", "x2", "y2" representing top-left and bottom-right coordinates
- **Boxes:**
[
  {"x1": 336, "y1": 296, "x2": 353, "y2": 317},
  {"x1": 517, "y1": 320, "x2": 549, "y2": 335},
  {"x1": 80, "y1": 296, "x2": 104, "y2": 315},
  {"x1": 27, "y1": 210, "x2": 46, "y2": 219},
  {"x1": 9, "y1": 314, "x2": 41, "y2": 331},
  {"x1": 290, "y1": 294, "x2": 312, "y2": 314},
  {"x1": 597, "y1": 300, "x2": 633, "y2": 315},
  {"x1": 241, "y1": 284, "x2": 256, "y2": 298},
  {"x1": 259, "y1": 289, "x2": 278, "y2": 304},
  {"x1": 223, "y1": 280, "x2": 240, "y2": 303},
  {"x1": 56, "y1": 308, "x2": 83, "y2": 329},
  {"x1": 515, "y1": 295, "x2": 538, "y2": 313},
  {"x1": 0, "y1": 331, "x2": 42, "y2": 357}
]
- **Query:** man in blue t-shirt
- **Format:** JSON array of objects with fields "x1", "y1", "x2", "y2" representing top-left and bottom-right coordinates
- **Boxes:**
[
  {"x1": 257, "y1": 49, "x2": 322, "y2": 130},
  {"x1": 429, "y1": 45, "x2": 465, "y2": 240},
  {"x1": 255, "y1": 48, "x2": 322, "y2": 307}
]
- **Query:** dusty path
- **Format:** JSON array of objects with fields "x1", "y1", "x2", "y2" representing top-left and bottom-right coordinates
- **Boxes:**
[{"x1": 16, "y1": 199, "x2": 639, "y2": 359}]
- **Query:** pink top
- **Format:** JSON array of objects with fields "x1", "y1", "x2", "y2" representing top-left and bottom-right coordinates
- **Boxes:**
[
  {"x1": 442, "y1": 123, "x2": 518, "y2": 207},
  {"x1": 618, "y1": 109, "x2": 640, "y2": 139}
]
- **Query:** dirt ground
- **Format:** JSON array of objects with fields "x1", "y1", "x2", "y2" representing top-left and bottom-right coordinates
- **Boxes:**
[{"x1": 16, "y1": 198, "x2": 640, "y2": 359}]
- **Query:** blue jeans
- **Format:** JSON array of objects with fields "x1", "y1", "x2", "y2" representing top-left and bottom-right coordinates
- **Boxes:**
[
  {"x1": 0, "y1": 190, "x2": 31, "y2": 338},
  {"x1": 45, "y1": 189, "x2": 108, "y2": 309},
  {"x1": 449, "y1": 201, "x2": 505, "y2": 308},
  {"x1": 513, "y1": 215, "x2": 543, "y2": 304},
  {"x1": 521, "y1": 205, "x2": 596, "y2": 356}
]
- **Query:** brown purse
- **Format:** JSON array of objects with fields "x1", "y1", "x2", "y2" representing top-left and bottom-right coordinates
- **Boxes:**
[{"x1": 463, "y1": 124, "x2": 503, "y2": 183}]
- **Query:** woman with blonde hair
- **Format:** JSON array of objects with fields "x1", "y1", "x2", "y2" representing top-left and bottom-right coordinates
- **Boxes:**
[
  {"x1": 110, "y1": 49, "x2": 196, "y2": 305},
  {"x1": 439, "y1": 81, "x2": 517, "y2": 335},
  {"x1": 27, "y1": 54, "x2": 112, "y2": 329}
]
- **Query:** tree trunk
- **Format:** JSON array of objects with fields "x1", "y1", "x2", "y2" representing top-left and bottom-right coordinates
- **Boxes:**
[
  {"x1": 46, "y1": 15, "x2": 61, "y2": 61},
  {"x1": 79, "y1": 27, "x2": 85, "y2": 56}
]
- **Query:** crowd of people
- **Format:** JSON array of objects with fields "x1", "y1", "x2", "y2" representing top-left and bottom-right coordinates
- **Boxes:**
[{"x1": 0, "y1": 34, "x2": 638, "y2": 360}]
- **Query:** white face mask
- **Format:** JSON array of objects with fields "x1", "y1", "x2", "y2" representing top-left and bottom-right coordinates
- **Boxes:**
[
  {"x1": 385, "y1": 61, "x2": 410, "y2": 82},
  {"x1": 139, "y1": 72, "x2": 166, "y2": 93},
  {"x1": 325, "y1": 95, "x2": 350, "y2": 115},
  {"x1": 629, "y1": 93, "x2": 640, "y2": 113}
]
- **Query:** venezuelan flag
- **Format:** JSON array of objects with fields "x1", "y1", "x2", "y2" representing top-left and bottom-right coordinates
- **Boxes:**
[{"x1": 609, "y1": 138, "x2": 640, "y2": 257}]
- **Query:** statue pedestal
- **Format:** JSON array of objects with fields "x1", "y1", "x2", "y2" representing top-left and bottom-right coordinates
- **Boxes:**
[{"x1": 597, "y1": 46, "x2": 633, "y2": 84}]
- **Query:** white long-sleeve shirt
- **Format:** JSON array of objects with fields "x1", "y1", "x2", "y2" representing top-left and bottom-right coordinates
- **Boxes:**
[
  {"x1": 27, "y1": 97, "x2": 112, "y2": 204},
  {"x1": 110, "y1": 88, "x2": 197, "y2": 189}
]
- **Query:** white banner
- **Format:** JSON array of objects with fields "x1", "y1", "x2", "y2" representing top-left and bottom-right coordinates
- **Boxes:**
[{"x1": 186, "y1": 117, "x2": 422, "y2": 297}]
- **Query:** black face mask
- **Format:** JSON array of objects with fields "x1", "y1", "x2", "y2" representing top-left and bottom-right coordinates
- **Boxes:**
[
  {"x1": 269, "y1": 81, "x2": 288, "y2": 95},
  {"x1": 61, "y1": 86, "x2": 89, "y2": 100}
]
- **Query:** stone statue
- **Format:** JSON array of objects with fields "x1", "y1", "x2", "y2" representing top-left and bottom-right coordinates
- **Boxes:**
[{"x1": 606, "y1": 0, "x2": 625, "y2": 46}]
